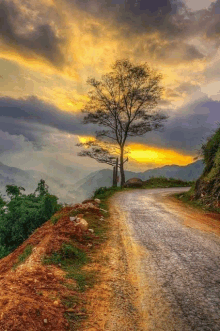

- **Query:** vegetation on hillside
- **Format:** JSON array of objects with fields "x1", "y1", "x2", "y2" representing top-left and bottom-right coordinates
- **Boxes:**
[
  {"x1": 176, "y1": 126, "x2": 220, "y2": 212},
  {"x1": 0, "y1": 180, "x2": 61, "y2": 259}
]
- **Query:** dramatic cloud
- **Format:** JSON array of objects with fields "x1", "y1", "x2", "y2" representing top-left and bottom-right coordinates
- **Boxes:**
[
  {"x1": 136, "y1": 97, "x2": 220, "y2": 154},
  {"x1": 0, "y1": 95, "x2": 218, "y2": 160},
  {"x1": 0, "y1": 0, "x2": 219, "y2": 174},
  {"x1": 0, "y1": 0, "x2": 66, "y2": 68},
  {"x1": 0, "y1": 96, "x2": 100, "y2": 151}
]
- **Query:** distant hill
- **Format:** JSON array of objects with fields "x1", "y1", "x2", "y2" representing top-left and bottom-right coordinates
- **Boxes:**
[
  {"x1": 138, "y1": 160, "x2": 204, "y2": 181},
  {"x1": 0, "y1": 160, "x2": 205, "y2": 204},
  {"x1": 74, "y1": 160, "x2": 204, "y2": 200},
  {"x1": 0, "y1": 162, "x2": 80, "y2": 204}
]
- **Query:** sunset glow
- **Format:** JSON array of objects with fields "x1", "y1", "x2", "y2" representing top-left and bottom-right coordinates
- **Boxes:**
[
  {"x1": 0, "y1": 0, "x2": 219, "y2": 175},
  {"x1": 128, "y1": 144, "x2": 194, "y2": 166}
]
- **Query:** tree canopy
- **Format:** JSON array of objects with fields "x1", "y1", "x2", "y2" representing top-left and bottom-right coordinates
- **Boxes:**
[{"x1": 82, "y1": 59, "x2": 167, "y2": 186}]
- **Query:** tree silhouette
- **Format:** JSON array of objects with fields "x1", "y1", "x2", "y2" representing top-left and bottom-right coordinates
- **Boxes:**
[
  {"x1": 77, "y1": 140, "x2": 128, "y2": 186},
  {"x1": 82, "y1": 59, "x2": 167, "y2": 186}
]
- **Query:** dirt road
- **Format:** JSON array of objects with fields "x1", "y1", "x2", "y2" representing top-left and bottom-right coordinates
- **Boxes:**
[{"x1": 108, "y1": 188, "x2": 220, "y2": 331}]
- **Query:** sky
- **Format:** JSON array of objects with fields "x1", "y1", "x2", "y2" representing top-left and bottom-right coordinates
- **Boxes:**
[{"x1": 0, "y1": 0, "x2": 219, "y2": 174}]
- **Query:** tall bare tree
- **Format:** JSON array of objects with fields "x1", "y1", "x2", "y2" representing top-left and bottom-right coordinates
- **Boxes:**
[{"x1": 82, "y1": 59, "x2": 167, "y2": 186}]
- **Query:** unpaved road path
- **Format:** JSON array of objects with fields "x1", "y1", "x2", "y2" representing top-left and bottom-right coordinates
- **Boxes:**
[{"x1": 108, "y1": 188, "x2": 220, "y2": 331}]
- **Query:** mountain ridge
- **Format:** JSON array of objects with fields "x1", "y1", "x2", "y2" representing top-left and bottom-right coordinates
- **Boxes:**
[{"x1": 0, "y1": 160, "x2": 204, "y2": 203}]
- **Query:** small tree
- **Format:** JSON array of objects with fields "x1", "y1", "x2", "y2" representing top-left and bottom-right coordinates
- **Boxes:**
[
  {"x1": 6, "y1": 185, "x2": 25, "y2": 198},
  {"x1": 76, "y1": 140, "x2": 124, "y2": 186},
  {"x1": 82, "y1": 59, "x2": 167, "y2": 186}
]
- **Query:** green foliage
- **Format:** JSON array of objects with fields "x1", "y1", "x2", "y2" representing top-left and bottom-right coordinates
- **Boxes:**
[
  {"x1": 143, "y1": 177, "x2": 193, "y2": 188},
  {"x1": 93, "y1": 178, "x2": 192, "y2": 201},
  {"x1": 6, "y1": 185, "x2": 25, "y2": 198},
  {"x1": 43, "y1": 243, "x2": 88, "y2": 268},
  {"x1": 13, "y1": 244, "x2": 33, "y2": 270},
  {"x1": 0, "y1": 195, "x2": 6, "y2": 208},
  {"x1": 43, "y1": 242, "x2": 95, "y2": 293},
  {"x1": 201, "y1": 127, "x2": 220, "y2": 176},
  {"x1": 0, "y1": 245, "x2": 9, "y2": 259},
  {"x1": 177, "y1": 127, "x2": 220, "y2": 212},
  {"x1": 34, "y1": 179, "x2": 49, "y2": 196},
  {"x1": 50, "y1": 213, "x2": 63, "y2": 225},
  {"x1": 93, "y1": 186, "x2": 122, "y2": 200},
  {"x1": 70, "y1": 270, "x2": 97, "y2": 292},
  {"x1": 0, "y1": 180, "x2": 61, "y2": 259}
]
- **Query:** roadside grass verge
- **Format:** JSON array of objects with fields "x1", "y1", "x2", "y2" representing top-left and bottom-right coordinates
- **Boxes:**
[
  {"x1": 43, "y1": 241, "x2": 95, "y2": 329},
  {"x1": 50, "y1": 213, "x2": 64, "y2": 225},
  {"x1": 13, "y1": 244, "x2": 33, "y2": 270},
  {"x1": 42, "y1": 204, "x2": 110, "y2": 329},
  {"x1": 174, "y1": 187, "x2": 220, "y2": 214},
  {"x1": 142, "y1": 177, "x2": 193, "y2": 189},
  {"x1": 92, "y1": 178, "x2": 193, "y2": 207}
]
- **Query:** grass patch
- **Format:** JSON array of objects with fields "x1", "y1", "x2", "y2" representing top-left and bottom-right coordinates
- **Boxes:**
[
  {"x1": 43, "y1": 243, "x2": 88, "y2": 268},
  {"x1": 43, "y1": 241, "x2": 95, "y2": 329},
  {"x1": 66, "y1": 270, "x2": 97, "y2": 292},
  {"x1": 175, "y1": 190, "x2": 220, "y2": 213},
  {"x1": 50, "y1": 213, "x2": 63, "y2": 225},
  {"x1": 93, "y1": 186, "x2": 123, "y2": 201},
  {"x1": 143, "y1": 177, "x2": 193, "y2": 189},
  {"x1": 63, "y1": 295, "x2": 88, "y2": 330},
  {"x1": 13, "y1": 244, "x2": 33, "y2": 270},
  {"x1": 43, "y1": 242, "x2": 97, "y2": 291}
]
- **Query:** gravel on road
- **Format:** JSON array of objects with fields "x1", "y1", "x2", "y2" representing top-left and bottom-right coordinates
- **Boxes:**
[{"x1": 109, "y1": 188, "x2": 220, "y2": 331}]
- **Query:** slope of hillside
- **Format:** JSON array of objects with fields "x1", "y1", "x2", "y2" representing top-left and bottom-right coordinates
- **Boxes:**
[
  {"x1": 0, "y1": 162, "x2": 30, "y2": 194},
  {"x1": 193, "y1": 128, "x2": 220, "y2": 209},
  {"x1": 139, "y1": 160, "x2": 204, "y2": 181},
  {"x1": 0, "y1": 200, "x2": 107, "y2": 330}
]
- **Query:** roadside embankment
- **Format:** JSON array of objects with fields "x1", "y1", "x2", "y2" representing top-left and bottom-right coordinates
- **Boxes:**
[{"x1": 0, "y1": 199, "x2": 110, "y2": 331}]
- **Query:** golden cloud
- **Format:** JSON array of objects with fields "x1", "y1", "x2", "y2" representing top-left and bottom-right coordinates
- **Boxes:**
[{"x1": 128, "y1": 143, "x2": 194, "y2": 166}]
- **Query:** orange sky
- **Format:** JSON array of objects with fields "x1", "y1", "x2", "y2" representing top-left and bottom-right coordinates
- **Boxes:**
[{"x1": 0, "y1": 0, "x2": 219, "y2": 169}]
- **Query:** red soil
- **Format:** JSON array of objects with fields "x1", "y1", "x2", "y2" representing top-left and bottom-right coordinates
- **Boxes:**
[{"x1": 0, "y1": 203, "x2": 100, "y2": 331}]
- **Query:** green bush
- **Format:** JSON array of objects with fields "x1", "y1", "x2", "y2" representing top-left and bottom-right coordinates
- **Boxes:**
[
  {"x1": 201, "y1": 127, "x2": 220, "y2": 176},
  {"x1": 0, "y1": 180, "x2": 61, "y2": 259},
  {"x1": 93, "y1": 186, "x2": 122, "y2": 200},
  {"x1": 93, "y1": 187, "x2": 109, "y2": 196}
]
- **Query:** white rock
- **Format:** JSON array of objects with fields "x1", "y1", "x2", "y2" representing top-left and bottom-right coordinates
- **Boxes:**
[
  {"x1": 100, "y1": 208, "x2": 108, "y2": 213},
  {"x1": 44, "y1": 319, "x2": 48, "y2": 324},
  {"x1": 94, "y1": 198, "x2": 101, "y2": 204},
  {"x1": 75, "y1": 218, "x2": 88, "y2": 232},
  {"x1": 70, "y1": 216, "x2": 77, "y2": 222},
  {"x1": 88, "y1": 228, "x2": 94, "y2": 233}
]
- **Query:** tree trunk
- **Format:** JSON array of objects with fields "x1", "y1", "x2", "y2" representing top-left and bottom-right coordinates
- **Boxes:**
[
  {"x1": 115, "y1": 158, "x2": 118, "y2": 187},
  {"x1": 120, "y1": 147, "x2": 125, "y2": 187},
  {"x1": 113, "y1": 166, "x2": 117, "y2": 187}
]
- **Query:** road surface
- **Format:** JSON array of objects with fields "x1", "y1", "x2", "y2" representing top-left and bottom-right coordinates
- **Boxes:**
[{"x1": 108, "y1": 188, "x2": 220, "y2": 331}]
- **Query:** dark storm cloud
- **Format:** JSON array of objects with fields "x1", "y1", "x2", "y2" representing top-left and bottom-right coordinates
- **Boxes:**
[
  {"x1": 0, "y1": 1, "x2": 65, "y2": 67},
  {"x1": 204, "y1": 0, "x2": 220, "y2": 39},
  {"x1": 66, "y1": 0, "x2": 220, "y2": 63},
  {"x1": 0, "y1": 96, "x2": 97, "y2": 144},
  {"x1": 68, "y1": 0, "x2": 183, "y2": 35},
  {"x1": 139, "y1": 98, "x2": 220, "y2": 153},
  {"x1": 0, "y1": 95, "x2": 219, "y2": 155}
]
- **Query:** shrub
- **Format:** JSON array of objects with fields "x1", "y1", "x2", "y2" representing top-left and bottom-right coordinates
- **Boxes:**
[{"x1": 0, "y1": 180, "x2": 61, "y2": 259}]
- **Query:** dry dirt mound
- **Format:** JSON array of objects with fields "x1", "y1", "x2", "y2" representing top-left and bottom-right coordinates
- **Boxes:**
[{"x1": 0, "y1": 202, "x2": 101, "y2": 331}]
